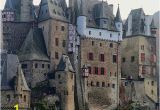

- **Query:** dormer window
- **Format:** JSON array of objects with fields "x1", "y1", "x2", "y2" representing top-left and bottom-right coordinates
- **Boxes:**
[{"x1": 89, "y1": 31, "x2": 91, "y2": 35}]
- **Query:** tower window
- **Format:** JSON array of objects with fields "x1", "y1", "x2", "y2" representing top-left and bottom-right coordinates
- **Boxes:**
[
  {"x1": 141, "y1": 45, "x2": 144, "y2": 50},
  {"x1": 24, "y1": 95, "x2": 26, "y2": 102},
  {"x1": 55, "y1": 38, "x2": 59, "y2": 46},
  {"x1": 55, "y1": 52, "x2": 59, "y2": 59},
  {"x1": 99, "y1": 32, "x2": 102, "y2": 36},
  {"x1": 35, "y1": 63, "x2": 38, "y2": 68},
  {"x1": 151, "y1": 81, "x2": 154, "y2": 86},
  {"x1": 94, "y1": 67, "x2": 98, "y2": 75},
  {"x1": 96, "y1": 82, "x2": 100, "y2": 87},
  {"x1": 113, "y1": 55, "x2": 117, "y2": 63},
  {"x1": 58, "y1": 74, "x2": 61, "y2": 79},
  {"x1": 92, "y1": 41, "x2": 94, "y2": 46},
  {"x1": 88, "y1": 66, "x2": 91, "y2": 74},
  {"x1": 110, "y1": 34, "x2": 112, "y2": 37},
  {"x1": 131, "y1": 56, "x2": 135, "y2": 62},
  {"x1": 48, "y1": 64, "x2": 50, "y2": 69},
  {"x1": 62, "y1": 40, "x2": 66, "y2": 47},
  {"x1": 102, "y1": 82, "x2": 105, "y2": 87},
  {"x1": 42, "y1": 64, "x2": 44, "y2": 68},
  {"x1": 91, "y1": 81, "x2": 94, "y2": 86},
  {"x1": 122, "y1": 57, "x2": 126, "y2": 62},
  {"x1": 61, "y1": 26, "x2": 65, "y2": 31},
  {"x1": 112, "y1": 84, "x2": 115, "y2": 88},
  {"x1": 100, "y1": 54, "x2": 105, "y2": 62},
  {"x1": 7, "y1": 95, "x2": 10, "y2": 102},
  {"x1": 22, "y1": 64, "x2": 27, "y2": 69},
  {"x1": 101, "y1": 67, "x2": 105, "y2": 75},
  {"x1": 88, "y1": 52, "x2": 93, "y2": 60},
  {"x1": 110, "y1": 43, "x2": 113, "y2": 48}
]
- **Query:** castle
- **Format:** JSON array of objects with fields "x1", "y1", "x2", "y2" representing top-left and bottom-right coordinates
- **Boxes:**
[{"x1": 1, "y1": 0, "x2": 158, "y2": 110}]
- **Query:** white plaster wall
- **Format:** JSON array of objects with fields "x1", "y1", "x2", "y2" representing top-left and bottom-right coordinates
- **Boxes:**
[{"x1": 77, "y1": 16, "x2": 122, "y2": 41}]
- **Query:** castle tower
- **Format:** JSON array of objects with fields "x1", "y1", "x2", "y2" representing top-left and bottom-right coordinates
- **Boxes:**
[
  {"x1": 115, "y1": 4, "x2": 123, "y2": 40},
  {"x1": 55, "y1": 55, "x2": 75, "y2": 110},
  {"x1": 77, "y1": 0, "x2": 87, "y2": 36}
]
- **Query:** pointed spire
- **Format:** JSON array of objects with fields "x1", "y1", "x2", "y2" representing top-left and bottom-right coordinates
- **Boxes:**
[
  {"x1": 4, "y1": 0, "x2": 14, "y2": 10},
  {"x1": 115, "y1": 4, "x2": 122, "y2": 22},
  {"x1": 150, "y1": 18, "x2": 157, "y2": 29}
]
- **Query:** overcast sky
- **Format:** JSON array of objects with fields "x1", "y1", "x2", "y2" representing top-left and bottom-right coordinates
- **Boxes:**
[{"x1": 0, "y1": 0, "x2": 159, "y2": 19}]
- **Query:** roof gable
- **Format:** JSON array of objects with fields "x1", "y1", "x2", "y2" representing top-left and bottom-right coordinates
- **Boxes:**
[{"x1": 18, "y1": 28, "x2": 49, "y2": 61}]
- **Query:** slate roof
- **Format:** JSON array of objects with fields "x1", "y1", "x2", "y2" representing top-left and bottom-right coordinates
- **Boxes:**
[
  {"x1": 18, "y1": 28, "x2": 49, "y2": 61},
  {"x1": 1, "y1": 54, "x2": 30, "y2": 91},
  {"x1": 4, "y1": 0, "x2": 14, "y2": 10},
  {"x1": 124, "y1": 8, "x2": 146, "y2": 36},
  {"x1": 57, "y1": 54, "x2": 74, "y2": 72},
  {"x1": 82, "y1": 0, "x2": 117, "y2": 30},
  {"x1": 115, "y1": 5, "x2": 122, "y2": 22},
  {"x1": 38, "y1": 0, "x2": 68, "y2": 22}
]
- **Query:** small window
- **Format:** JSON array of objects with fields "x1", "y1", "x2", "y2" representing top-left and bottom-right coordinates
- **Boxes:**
[
  {"x1": 102, "y1": 82, "x2": 105, "y2": 87},
  {"x1": 88, "y1": 66, "x2": 91, "y2": 74},
  {"x1": 91, "y1": 81, "x2": 94, "y2": 86},
  {"x1": 113, "y1": 55, "x2": 117, "y2": 63},
  {"x1": 56, "y1": 26, "x2": 58, "y2": 30},
  {"x1": 110, "y1": 34, "x2": 112, "y2": 37},
  {"x1": 108, "y1": 83, "x2": 110, "y2": 87},
  {"x1": 151, "y1": 81, "x2": 154, "y2": 86},
  {"x1": 48, "y1": 64, "x2": 50, "y2": 69},
  {"x1": 88, "y1": 52, "x2": 93, "y2": 60},
  {"x1": 141, "y1": 45, "x2": 144, "y2": 50},
  {"x1": 142, "y1": 66, "x2": 146, "y2": 74},
  {"x1": 55, "y1": 52, "x2": 59, "y2": 59},
  {"x1": 22, "y1": 64, "x2": 27, "y2": 69},
  {"x1": 101, "y1": 67, "x2": 105, "y2": 75},
  {"x1": 100, "y1": 43, "x2": 102, "y2": 47},
  {"x1": 42, "y1": 64, "x2": 44, "y2": 68},
  {"x1": 46, "y1": 9, "x2": 48, "y2": 13},
  {"x1": 92, "y1": 41, "x2": 94, "y2": 46},
  {"x1": 122, "y1": 57, "x2": 126, "y2": 62},
  {"x1": 94, "y1": 67, "x2": 98, "y2": 75},
  {"x1": 96, "y1": 82, "x2": 100, "y2": 87},
  {"x1": 61, "y1": 26, "x2": 65, "y2": 31},
  {"x1": 89, "y1": 31, "x2": 91, "y2": 35},
  {"x1": 35, "y1": 63, "x2": 38, "y2": 68},
  {"x1": 24, "y1": 95, "x2": 26, "y2": 102},
  {"x1": 7, "y1": 95, "x2": 10, "y2": 102},
  {"x1": 55, "y1": 38, "x2": 59, "y2": 46},
  {"x1": 58, "y1": 74, "x2": 61, "y2": 79},
  {"x1": 71, "y1": 74, "x2": 73, "y2": 79},
  {"x1": 110, "y1": 43, "x2": 113, "y2": 48},
  {"x1": 99, "y1": 32, "x2": 102, "y2": 36},
  {"x1": 112, "y1": 84, "x2": 115, "y2": 88},
  {"x1": 62, "y1": 40, "x2": 66, "y2": 47},
  {"x1": 131, "y1": 56, "x2": 135, "y2": 62},
  {"x1": 100, "y1": 54, "x2": 105, "y2": 62},
  {"x1": 151, "y1": 90, "x2": 154, "y2": 95}
]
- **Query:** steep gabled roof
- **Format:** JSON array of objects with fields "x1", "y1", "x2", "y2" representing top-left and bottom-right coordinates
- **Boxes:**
[
  {"x1": 38, "y1": 0, "x2": 68, "y2": 22},
  {"x1": 1, "y1": 54, "x2": 30, "y2": 91},
  {"x1": 18, "y1": 28, "x2": 49, "y2": 61},
  {"x1": 57, "y1": 54, "x2": 75, "y2": 72}
]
